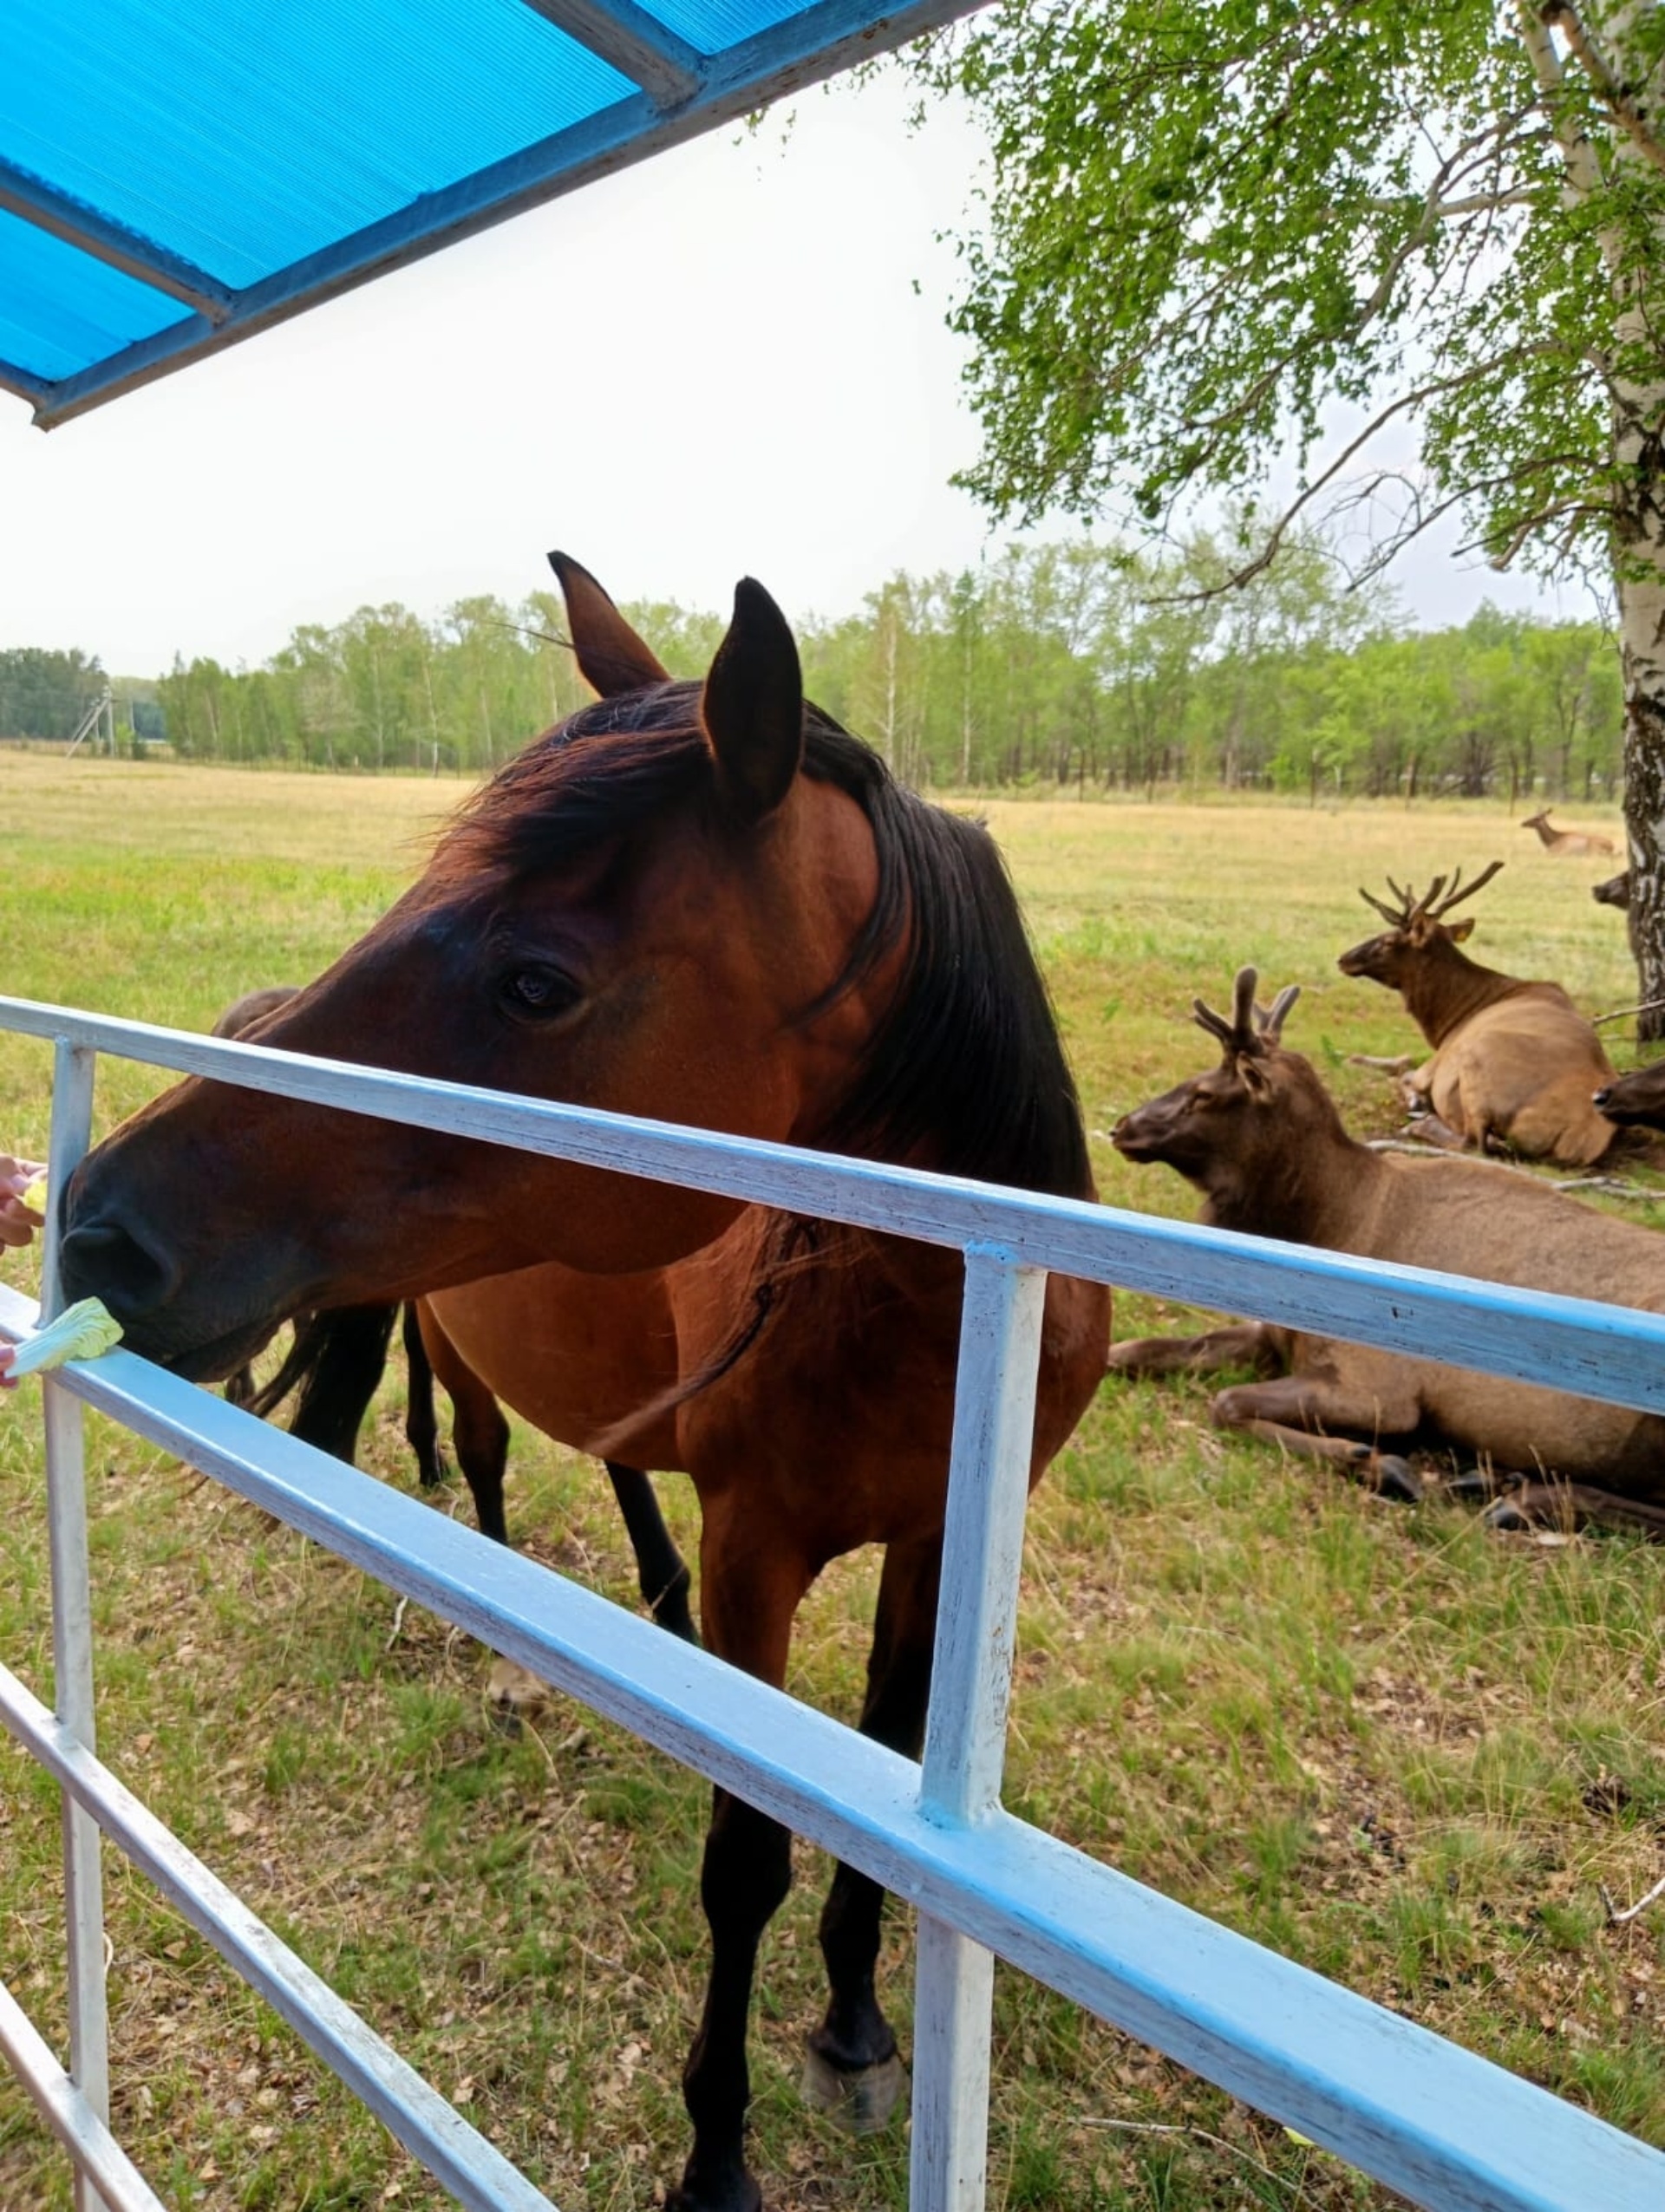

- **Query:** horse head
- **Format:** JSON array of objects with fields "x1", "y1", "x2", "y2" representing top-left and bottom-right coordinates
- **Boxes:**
[{"x1": 60, "y1": 556, "x2": 887, "y2": 1374}]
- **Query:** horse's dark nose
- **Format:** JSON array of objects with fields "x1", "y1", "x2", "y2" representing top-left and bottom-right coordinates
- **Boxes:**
[{"x1": 59, "y1": 1217, "x2": 182, "y2": 1322}]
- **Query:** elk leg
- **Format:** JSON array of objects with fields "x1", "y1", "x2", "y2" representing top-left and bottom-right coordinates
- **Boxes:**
[
  {"x1": 670, "y1": 1529, "x2": 813, "y2": 2212},
  {"x1": 606, "y1": 1461, "x2": 698, "y2": 1644},
  {"x1": 1401, "y1": 1060, "x2": 1437, "y2": 1111},
  {"x1": 1484, "y1": 1482, "x2": 1665, "y2": 1539},
  {"x1": 1402, "y1": 1102, "x2": 1471, "y2": 1151},
  {"x1": 1107, "y1": 1321, "x2": 1283, "y2": 1379},
  {"x1": 402, "y1": 1302, "x2": 446, "y2": 1488},
  {"x1": 1211, "y1": 1378, "x2": 1423, "y2": 1502},
  {"x1": 803, "y1": 1534, "x2": 940, "y2": 2133}
]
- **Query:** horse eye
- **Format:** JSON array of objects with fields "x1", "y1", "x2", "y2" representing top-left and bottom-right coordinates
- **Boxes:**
[{"x1": 501, "y1": 967, "x2": 578, "y2": 1018}]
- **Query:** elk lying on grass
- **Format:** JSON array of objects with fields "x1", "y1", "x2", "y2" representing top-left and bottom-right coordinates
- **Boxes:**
[
  {"x1": 1337, "y1": 862, "x2": 1617, "y2": 1166},
  {"x1": 1107, "y1": 969, "x2": 1665, "y2": 1534},
  {"x1": 1594, "y1": 1060, "x2": 1665, "y2": 1132},
  {"x1": 1522, "y1": 808, "x2": 1619, "y2": 858}
]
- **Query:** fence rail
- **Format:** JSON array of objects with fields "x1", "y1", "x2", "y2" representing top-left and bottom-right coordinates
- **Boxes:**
[{"x1": 2, "y1": 993, "x2": 1663, "y2": 2212}]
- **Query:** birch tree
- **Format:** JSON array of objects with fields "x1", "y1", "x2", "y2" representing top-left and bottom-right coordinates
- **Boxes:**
[{"x1": 912, "y1": 1, "x2": 1665, "y2": 1030}]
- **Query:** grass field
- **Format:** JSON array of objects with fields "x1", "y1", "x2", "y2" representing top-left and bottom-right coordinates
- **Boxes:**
[{"x1": 3, "y1": 752, "x2": 1664, "y2": 2211}]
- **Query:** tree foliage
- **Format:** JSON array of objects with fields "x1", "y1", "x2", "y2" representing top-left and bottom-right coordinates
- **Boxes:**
[
  {"x1": 909, "y1": 0, "x2": 1665, "y2": 588},
  {"x1": 127, "y1": 542, "x2": 1623, "y2": 804},
  {"x1": 0, "y1": 647, "x2": 106, "y2": 742},
  {"x1": 907, "y1": 0, "x2": 1665, "y2": 1024}
]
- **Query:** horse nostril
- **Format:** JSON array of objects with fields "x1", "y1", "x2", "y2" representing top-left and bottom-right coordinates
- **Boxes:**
[{"x1": 59, "y1": 1219, "x2": 181, "y2": 1321}]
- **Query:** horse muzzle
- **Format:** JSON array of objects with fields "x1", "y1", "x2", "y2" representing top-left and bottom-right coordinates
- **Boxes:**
[{"x1": 59, "y1": 1214, "x2": 184, "y2": 1326}]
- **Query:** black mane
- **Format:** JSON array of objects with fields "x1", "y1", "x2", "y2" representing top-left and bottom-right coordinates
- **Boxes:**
[{"x1": 436, "y1": 682, "x2": 1092, "y2": 1202}]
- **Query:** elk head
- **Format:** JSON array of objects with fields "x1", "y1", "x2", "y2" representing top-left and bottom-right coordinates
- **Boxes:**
[
  {"x1": 1593, "y1": 1060, "x2": 1665, "y2": 1131},
  {"x1": 1112, "y1": 969, "x2": 1340, "y2": 1231},
  {"x1": 1336, "y1": 861, "x2": 1504, "y2": 989},
  {"x1": 1593, "y1": 871, "x2": 1631, "y2": 910}
]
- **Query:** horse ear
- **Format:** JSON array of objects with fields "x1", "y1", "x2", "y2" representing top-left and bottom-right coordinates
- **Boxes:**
[
  {"x1": 547, "y1": 551, "x2": 670, "y2": 698},
  {"x1": 700, "y1": 578, "x2": 805, "y2": 822}
]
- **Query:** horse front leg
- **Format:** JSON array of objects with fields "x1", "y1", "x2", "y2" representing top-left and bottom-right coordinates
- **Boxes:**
[
  {"x1": 802, "y1": 1533, "x2": 938, "y2": 2135},
  {"x1": 415, "y1": 1302, "x2": 511, "y2": 1543},
  {"x1": 402, "y1": 1301, "x2": 446, "y2": 1489},
  {"x1": 670, "y1": 1528, "x2": 813, "y2": 2212},
  {"x1": 286, "y1": 1303, "x2": 398, "y2": 1463}
]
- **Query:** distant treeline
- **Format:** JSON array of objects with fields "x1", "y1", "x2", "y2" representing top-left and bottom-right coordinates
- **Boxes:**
[
  {"x1": 0, "y1": 648, "x2": 161, "y2": 748},
  {"x1": 5, "y1": 537, "x2": 1624, "y2": 800}
]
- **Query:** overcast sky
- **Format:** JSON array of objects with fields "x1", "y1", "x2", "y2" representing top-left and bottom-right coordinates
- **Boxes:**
[{"x1": 0, "y1": 72, "x2": 1582, "y2": 679}]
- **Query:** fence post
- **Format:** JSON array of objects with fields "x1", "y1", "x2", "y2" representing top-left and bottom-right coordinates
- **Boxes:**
[
  {"x1": 41, "y1": 1039, "x2": 110, "y2": 2212},
  {"x1": 911, "y1": 1244, "x2": 1047, "y2": 2212}
]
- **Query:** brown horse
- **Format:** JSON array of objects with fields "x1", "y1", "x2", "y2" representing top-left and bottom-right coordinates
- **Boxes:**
[
  {"x1": 211, "y1": 973, "x2": 696, "y2": 1635},
  {"x1": 58, "y1": 554, "x2": 1109, "y2": 2212}
]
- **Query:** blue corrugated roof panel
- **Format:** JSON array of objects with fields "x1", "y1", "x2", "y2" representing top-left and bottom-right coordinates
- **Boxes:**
[
  {"x1": 0, "y1": 0, "x2": 973, "y2": 427},
  {"x1": 0, "y1": 208, "x2": 188, "y2": 382},
  {"x1": 3, "y1": 0, "x2": 631, "y2": 293}
]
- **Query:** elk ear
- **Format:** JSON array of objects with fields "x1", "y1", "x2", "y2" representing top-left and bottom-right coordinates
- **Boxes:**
[
  {"x1": 1238, "y1": 1053, "x2": 1275, "y2": 1100},
  {"x1": 701, "y1": 578, "x2": 805, "y2": 823},
  {"x1": 548, "y1": 551, "x2": 670, "y2": 698},
  {"x1": 1446, "y1": 917, "x2": 1476, "y2": 943}
]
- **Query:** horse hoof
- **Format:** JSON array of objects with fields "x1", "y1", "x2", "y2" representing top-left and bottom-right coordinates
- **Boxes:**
[
  {"x1": 800, "y1": 2043, "x2": 910, "y2": 2134},
  {"x1": 1483, "y1": 1497, "x2": 1531, "y2": 1534},
  {"x1": 486, "y1": 1654, "x2": 554, "y2": 1718}
]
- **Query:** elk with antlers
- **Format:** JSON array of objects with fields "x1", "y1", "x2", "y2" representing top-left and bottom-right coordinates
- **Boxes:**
[
  {"x1": 1521, "y1": 809, "x2": 1619, "y2": 858},
  {"x1": 1337, "y1": 862, "x2": 1617, "y2": 1166},
  {"x1": 1107, "y1": 970, "x2": 1665, "y2": 1534}
]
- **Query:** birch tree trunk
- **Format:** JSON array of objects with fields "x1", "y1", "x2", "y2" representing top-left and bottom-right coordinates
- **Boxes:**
[
  {"x1": 1616, "y1": 508, "x2": 1665, "y2": 1039},
  {"x1": 1523, "y1": 0, "x2": 1665, "y2": 1036},
  {"x1": 1603, "y1": 0, "x2": 1665, "y2": 1040}
]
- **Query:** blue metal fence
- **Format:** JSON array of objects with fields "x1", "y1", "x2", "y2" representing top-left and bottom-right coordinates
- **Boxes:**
[{"x1": 1, "y1": 993, "x2": 1662, "y2": 2212}]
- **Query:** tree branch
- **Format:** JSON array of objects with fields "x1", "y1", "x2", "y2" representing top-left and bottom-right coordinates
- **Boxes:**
[
  {"x1": 1482, "y1": 494, "x2": 1613, "y2": 568},
  {"x1": 1516, "y1": 0, "x2": 1603, "y2": 195},
  {"x1": 1195, "y1": 345, "x2": 1572, "y2": 592},
  {"x1": 1424, "y1": 188, "x2": 1541, "y2": 217},
  {"x1": 1540, "y1": 0, "x2": 1665, "y2": 179}
]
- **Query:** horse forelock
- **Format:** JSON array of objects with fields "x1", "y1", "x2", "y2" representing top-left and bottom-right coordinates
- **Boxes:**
[{"x1": 422, "y1": 682, "x2": 1089, "y2": 1201}]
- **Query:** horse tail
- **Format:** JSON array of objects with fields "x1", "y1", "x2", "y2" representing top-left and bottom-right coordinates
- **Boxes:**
[{"x1": 246, "y1": 1303, "x2": 400, "y2": 1465}]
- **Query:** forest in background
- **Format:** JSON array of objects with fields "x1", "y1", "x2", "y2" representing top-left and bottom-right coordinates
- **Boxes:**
[{"x1": 0, "y1": 534, "x2": 1623, "y2": 802}]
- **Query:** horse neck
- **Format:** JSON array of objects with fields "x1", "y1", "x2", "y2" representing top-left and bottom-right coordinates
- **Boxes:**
[{"x1": 803, "y1": 786, "x2": 1094, "y2": 1202}]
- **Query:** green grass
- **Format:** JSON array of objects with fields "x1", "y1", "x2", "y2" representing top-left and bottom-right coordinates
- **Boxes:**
[{"x1": 2, "y1": 754, "x2": 1663, "y2": 2209}]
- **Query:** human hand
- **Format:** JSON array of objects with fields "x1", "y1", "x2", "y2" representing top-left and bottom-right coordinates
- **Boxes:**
[
  {"x1": 0, "y1": 1341, "x2": 14, "y2": 1390},
  {"x1": 0, "y1": 1158, "x2": 47, "y2": 1250}
]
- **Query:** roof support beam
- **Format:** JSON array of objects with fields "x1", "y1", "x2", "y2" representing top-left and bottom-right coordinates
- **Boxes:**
[
  {"x1": 25, "y1": 0, "x2": 981, "y2": 428},
  {"x1": 519, "y1": 0, "x2": 705, "y2": 107},
  {"x1": 0, "y1": 354, "x2": 49, "y2": 408},
  {"x1": 0, "y1": 159, "x2": 235, "y2": 324}
]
